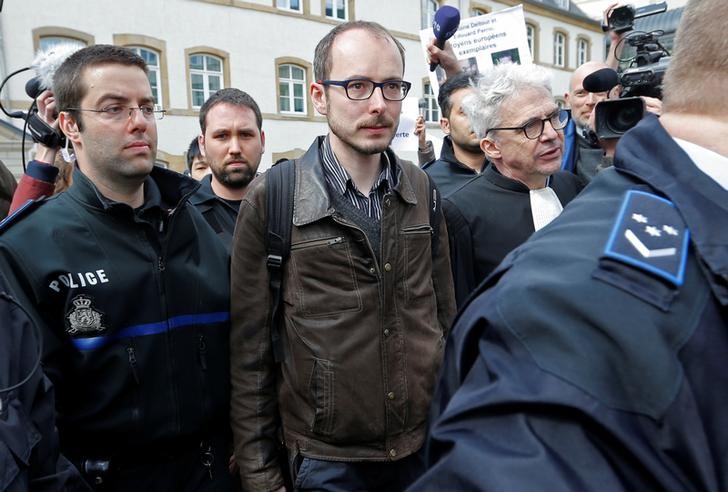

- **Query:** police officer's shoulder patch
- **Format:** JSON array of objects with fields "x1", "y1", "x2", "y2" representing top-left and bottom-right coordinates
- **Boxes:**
[
  {"x1": 0, "y1": 198, "x2": 48, "y2": 234},
  {"x1": 602, "y1": 190, "x2": 690, "y2": 287}
]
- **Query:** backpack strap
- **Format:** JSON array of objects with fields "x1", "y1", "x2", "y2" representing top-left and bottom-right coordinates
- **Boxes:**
[{"x1": 265, "y1": 159, "x2": 296, "y2": 363}]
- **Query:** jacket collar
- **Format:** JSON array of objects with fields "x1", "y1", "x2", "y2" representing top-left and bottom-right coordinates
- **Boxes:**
[
  {"x1": 188, "y1": 174, "x2": 238, "y2": 213},
  {"x1": 293, "y1": 136, "x2": 417, "y2": 226},
  {"x1": 436, "y1": 136, "x2": 485, "y2": 174},
  {"x1": 615, "y1": 114, "x2": 728, "y2": 300},
  {"x1": 68, "y1": 165, "x2": 199, "y2": 214}
]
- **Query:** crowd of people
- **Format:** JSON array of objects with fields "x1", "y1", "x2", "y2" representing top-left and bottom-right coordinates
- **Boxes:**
[{"x1": 1, "y1": 0, "x2": 727, "y2": 490}]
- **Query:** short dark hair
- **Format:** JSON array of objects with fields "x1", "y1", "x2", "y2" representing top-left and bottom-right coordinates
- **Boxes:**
[
  {"x1": 198, "y1": 88, "x2": 262, "y2": 134},
  {"x1": 186, "y1": 137, "x2": 203, "y2": 170},
  {"x1": 314, "y1": 21, "x2": 405, "y2": 81},
  {"x1": 437, "y1": 72, "x2": 477, "y2": 119},
  {"x1": 54, "y1": 45, "x2": 147, "y2": 130}
]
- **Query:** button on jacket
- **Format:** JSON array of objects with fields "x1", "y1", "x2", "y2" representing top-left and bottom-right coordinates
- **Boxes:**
[{"x1": 230, "y1": 137, "x2": 456, "y2": 492}]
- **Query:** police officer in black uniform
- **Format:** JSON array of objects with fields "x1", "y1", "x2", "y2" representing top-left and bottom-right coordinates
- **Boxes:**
[
  {"x1": 0, "y1": 45, "x2": 232, "y2": 491},
  {"x1": 410, "y1": 1, "x2": 728, "y2": 490},
  {"x1": 1, "y1": 276, "x2": 91, "y2": 492}
]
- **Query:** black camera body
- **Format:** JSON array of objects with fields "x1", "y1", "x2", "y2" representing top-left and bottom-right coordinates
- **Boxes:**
[
  {"x1": 605, "y1": 2, "x2": 668, "y2": 34},
  {"x1": 594, "y1": 97, "x2": 645, "y2": 141}
]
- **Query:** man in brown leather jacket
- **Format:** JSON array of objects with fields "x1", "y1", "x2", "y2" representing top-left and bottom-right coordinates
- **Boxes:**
[{"x1": 230, "y1": 21, "x2": 456, "y2": 492}]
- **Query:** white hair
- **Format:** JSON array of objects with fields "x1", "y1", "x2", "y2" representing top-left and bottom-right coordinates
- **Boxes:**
[{"x1": 463, "y1": 63, "x2": 553, "y2": 139}]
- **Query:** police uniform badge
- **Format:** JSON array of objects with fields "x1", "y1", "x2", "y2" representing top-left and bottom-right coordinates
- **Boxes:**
[
  {"x1": 66, "y1": 295, "x2": 106, "y2": 335},
  {"x1": 603, "y1": 190, "x2": 690, "y2": 286}
]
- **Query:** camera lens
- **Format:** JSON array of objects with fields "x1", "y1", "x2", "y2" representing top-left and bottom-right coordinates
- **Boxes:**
[{"x1": 607, "y1": 103, "x2": 643, "y2": 134}]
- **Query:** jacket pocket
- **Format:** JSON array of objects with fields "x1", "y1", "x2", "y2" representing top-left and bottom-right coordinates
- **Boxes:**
[
  {"x1": 308, "y1": 358, "x2": 335, "y2": 437},
  {"x1": 401, "y1": 224, "x2": 435, "y2": 304},
  {"x1": 290, "y1": 236, "x2": 362, "y2": 317}
]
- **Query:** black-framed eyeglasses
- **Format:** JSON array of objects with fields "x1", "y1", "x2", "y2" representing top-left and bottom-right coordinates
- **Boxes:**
[
  {"x1": 65, "y1": 104, "x2": 166, "y2": 122},
  {"x1": 486, "y1": 109, "x2": 570, "y2": 140},
  {"x1": 318, "y1": 78, "x2": 412, "y2": 101}
]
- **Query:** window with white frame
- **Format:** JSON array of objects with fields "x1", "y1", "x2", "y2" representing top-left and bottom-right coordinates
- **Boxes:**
[
  {"x1": 577, "y1": 38, "x2": 589, "y2": 66},
  {"x1": 526, "y1": 24, "x2": 535, "y2": 56},
  {"x1": 326, "y1": 0, "x2": 347, "y2": 20},
  {"x1": 554, "y1": 32, "x2": 565, "y2": 67},
  {"x1": 129, "y1": 47, "x2": 163, "y2": 105},
  {"x1": 424, "y1": 82, "x2": 439, "y2": 123},
  {"x1": 38, "y1": 36, "x2": 86, "y2": 52},
  {"x1": 189, "y1": 54, "x2": 223, "y2": 108},
  {"x1": 276, "y1": 0, "x2": 302, "y2": 12},
  {"x1": 278, "y1": 64, "x2": 307, "y2": 114},
  {"x1": 422, "y1": 0, "x2": 438, "y2": 29}
]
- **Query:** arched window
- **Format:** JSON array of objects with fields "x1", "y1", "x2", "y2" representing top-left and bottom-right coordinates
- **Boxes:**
[
  {"x1": 325, "y1": 0, "x2": 348, "y2": 20},
  {"x1": 422, "y1": 0, "x2": 438, "y2": 29},
  {"x1": 423, "y1": 81, "x2": 439, "y2": 123},
  {"x1": 577, "y1": 38, "x2": 590, "y2": 66},
  {"x1": 553, "y1": 31, "x2": 567, "y2": 68},
  {"x1": 188, "y1": 53, "x2": 224, "y2": 108},
  {"x1": 128, "y1": 47, "x2": 163, "y2": 105},
  {"x1": 278, "y1": 64, "x2": 307, "y2": 114}
]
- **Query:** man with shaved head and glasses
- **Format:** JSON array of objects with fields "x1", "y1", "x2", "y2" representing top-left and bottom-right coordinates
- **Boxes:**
[
  {"x1": 0, "y1": 45, "x2": 233, "y2": 490},
  {"x1": 229, "y1": 20, "x2": 455, "y2": 492},
  {"x1": 441, "y1": 63, "x2": 585, "y2": 306}
]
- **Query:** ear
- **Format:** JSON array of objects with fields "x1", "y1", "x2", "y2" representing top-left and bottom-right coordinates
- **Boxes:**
[
  {"x1": 563, "y1": 92, "x2": 570, "y2": 105},
  {"x1": 260, "y1": 130, "x2": 266, "y2": 154},
  {"x1": 58, "y1": 111, "x2": 81, "y2": 144},
  {"x1": 481, "y1": 137, "x2": 501, "y2": 161},
  {"x1": 311, "y1": 81, "x2": 328, "y2": 116},
  {"x1": 198, "y1": 134, "x2": 206, "y2": 159},
  {"x1": 440, "y1": 117, "x2": 451, "y2": 135}
]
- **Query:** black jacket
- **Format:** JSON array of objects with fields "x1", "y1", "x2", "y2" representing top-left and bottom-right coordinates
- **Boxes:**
[
  {"x1": 414, "y1": 115, "x2": 728, "y2": 491},
  {"x1": 443, "y1": 164, "x2": 585, "y2": 306},
  {"x1": 422, "y1": 136, "x2": 485, "y2": 197},
  {"x1": 0, "y1": 282, "x2": 90, "y2": 492},
  {"x1": 0, "y1": 167, "x2": 231, "y2": 460},
  {"x1": 189, "y1": 174, "x2": 240, "y2": 252}
]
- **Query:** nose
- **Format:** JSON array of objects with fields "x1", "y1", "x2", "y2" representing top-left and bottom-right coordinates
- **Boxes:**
[
  {"x1": 368, "y1": 86, "x2": 387, "y2": 113},
  {"x1": 127, "y1": 107, "x2": 149, "y2": 131},
  {"x1": 540, "y1": 119, "x2": 559, "y2": 141},
  {"x1": 229, "y1": 136, "x2": 242, "y2": 155},
  {"x1": 586, "y1": 92, "x2": 597, "y2": 105}
]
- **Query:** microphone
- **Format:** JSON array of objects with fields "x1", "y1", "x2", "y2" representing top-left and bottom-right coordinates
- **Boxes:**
[
  {"x1": 583, "y1": 67, "x2": 620, "y2": 93},
  {"x1": 430, "y1": 6, "x2": 460, "y2": 72},
  {"x1": 26, "y1": 43, "x2": 82, "y2": 98}
]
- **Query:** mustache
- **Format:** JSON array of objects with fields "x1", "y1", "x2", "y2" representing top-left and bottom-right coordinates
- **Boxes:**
[{"x1": 357, "y1": 116, "x2": 393, "y2": 129}]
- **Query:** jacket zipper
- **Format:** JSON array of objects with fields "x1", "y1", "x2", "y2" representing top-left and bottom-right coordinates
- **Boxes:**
[
  {"x1": 290, "y1": 236, "x2": 343, "y2": 251},
  {"x1": 198, "y1": 335, "x2": 208, "y2": 371}
]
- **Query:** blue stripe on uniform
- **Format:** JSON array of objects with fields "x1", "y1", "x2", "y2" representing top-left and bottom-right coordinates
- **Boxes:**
[{"x1": 71, "y1": 311, "x2": 230, "y2": 351}]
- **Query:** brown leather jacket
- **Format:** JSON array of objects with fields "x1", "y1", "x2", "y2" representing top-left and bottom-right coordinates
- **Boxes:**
[{"x1": 230, "y1": 137, "x2": 455, "y2": 491}]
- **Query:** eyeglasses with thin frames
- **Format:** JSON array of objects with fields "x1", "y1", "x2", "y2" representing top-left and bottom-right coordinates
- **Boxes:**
[
  {"x1": 317, "y1": 79, "x2": 412, "y2": 101},
  {"x1": 65, "y1": 104, "x2": 166, "y2": 122},
  {"x1": 486, "y1": 109, "x2": 570, "y2": 140}
]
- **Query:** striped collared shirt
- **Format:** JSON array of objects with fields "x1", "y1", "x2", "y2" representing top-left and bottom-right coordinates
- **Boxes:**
[{"x1": 320, "y1": 136, "x2": 394, "y2": 220}]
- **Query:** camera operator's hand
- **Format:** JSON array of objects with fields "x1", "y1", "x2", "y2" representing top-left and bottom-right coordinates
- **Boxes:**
[
  {"x1": 604, "y1": 3, "x2": 628, "y2": 69},
  {"x1": 426, "y1": 38, "x2": 460, "y2": 80},
  {"x1": 34, "y1": 89, "x2": 60, "y2": 165},
  {"x1": 642, "y1": 96, "x2": 662, "y2": 116}
]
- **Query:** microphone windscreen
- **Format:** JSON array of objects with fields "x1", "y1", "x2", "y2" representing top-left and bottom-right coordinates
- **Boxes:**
[
  {"x1": 31, "y1": 43, "x2": 82, "y2": 93},
  {"x1": 432, "y1": 6, "x2": 460, "y2": 42},
  {"x1": 583, "y1": 68, "x2": 619, "y2": 93}
]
